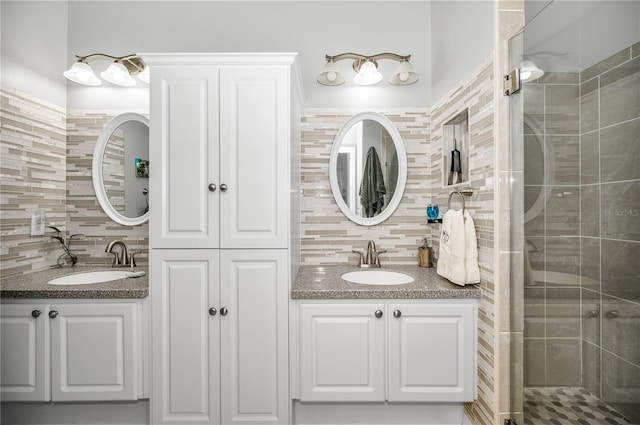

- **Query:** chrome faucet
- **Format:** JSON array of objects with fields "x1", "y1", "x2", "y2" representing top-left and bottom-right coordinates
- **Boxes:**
[
  {"x1": 353, "y1": 240, "x2": 386, "y2": 268},
  {"x1": 105, "y1": 240, "x2": 138, "y2": 267}
]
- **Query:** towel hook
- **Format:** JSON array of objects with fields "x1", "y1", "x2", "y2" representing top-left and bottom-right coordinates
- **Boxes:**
[{"x1": 448, "y1": 190, "x2": 466, "y2": 214}]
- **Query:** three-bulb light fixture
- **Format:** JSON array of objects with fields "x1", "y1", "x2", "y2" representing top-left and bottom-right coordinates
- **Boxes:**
[
  {"x1": 63, "y1": 53, "x2": 148, "y2": 87},
  {"x1": 317, "y1": 52, "x2": 418, "y2": 86}
]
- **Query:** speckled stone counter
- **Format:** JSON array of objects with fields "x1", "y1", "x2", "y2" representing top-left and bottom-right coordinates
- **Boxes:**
[
  {"x1": 291, "y1": 265, "x2": 481, "y2": 299},
  {"x1": 1, "y1": 266, "x2": 149, "y2": 299}
]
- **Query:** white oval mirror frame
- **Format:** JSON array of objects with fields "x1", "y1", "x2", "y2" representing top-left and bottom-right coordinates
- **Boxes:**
[
  {"x1": 92, "y1": 112, "x2": 150, "y2": 226},
  {"x1": 329, "y1": 111, "x2": 407, "y2": 226}
]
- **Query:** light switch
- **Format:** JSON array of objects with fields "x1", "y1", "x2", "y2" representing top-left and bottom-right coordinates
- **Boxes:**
[{"x1": 30, "y1": 209, "x2": 46, "y2": 236}]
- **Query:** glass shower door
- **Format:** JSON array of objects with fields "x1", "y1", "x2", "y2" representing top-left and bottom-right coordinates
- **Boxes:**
[{"x1": 510, "y1": 1, "x2": 640, "y2": 424}]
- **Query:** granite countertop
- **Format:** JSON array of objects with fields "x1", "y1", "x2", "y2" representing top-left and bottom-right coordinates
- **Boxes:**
[
  {"x1": 291, "y1": 265, "x2": 482, "y2": 299},
  {"x1": 1, "y1": 266, "x2": 149, "y2": 299}
]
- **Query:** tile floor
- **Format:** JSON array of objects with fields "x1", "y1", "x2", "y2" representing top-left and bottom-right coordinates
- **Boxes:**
[{"x1": 524, "y1": 387, "x2": 635, "y2": 425}]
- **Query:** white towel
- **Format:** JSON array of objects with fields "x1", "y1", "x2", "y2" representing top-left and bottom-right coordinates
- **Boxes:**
[{"x1": 436, "y1": 209, "x2": 480, "y2": 286}]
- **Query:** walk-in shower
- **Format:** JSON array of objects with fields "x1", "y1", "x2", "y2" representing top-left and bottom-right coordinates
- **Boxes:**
[{"x1": 510, "y1": 1, "x2": 639, "y2": 424}]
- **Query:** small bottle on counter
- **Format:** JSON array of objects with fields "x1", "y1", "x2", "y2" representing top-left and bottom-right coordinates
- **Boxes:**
[{"x1": 418, "y1": 238, "x2": 432, "y2": 268}]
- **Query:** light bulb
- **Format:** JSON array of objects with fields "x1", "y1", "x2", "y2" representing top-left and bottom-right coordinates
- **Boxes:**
[
  {"x1": 399, "y1": 72, "x2": 409, "y2": 82},
  {"x1": 326, "y1": 71, "x2": 337, "y2": 82},
  {"x1": 520, "y1": 70, "x2": 532, "y2": 80}
]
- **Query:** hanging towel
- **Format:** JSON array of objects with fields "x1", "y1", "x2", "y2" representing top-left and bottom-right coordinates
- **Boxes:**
[
  {"x1": 437, "y1": 209, "x2": 481, "y2": 286},
  {"x1": 359, "y1": 147, "x2": 386, "y2": 218}
]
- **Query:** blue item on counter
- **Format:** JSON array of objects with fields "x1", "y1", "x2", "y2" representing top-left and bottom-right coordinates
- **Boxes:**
[{"x1": 427, "y1": 204, "x2": 439, "y2": 219}]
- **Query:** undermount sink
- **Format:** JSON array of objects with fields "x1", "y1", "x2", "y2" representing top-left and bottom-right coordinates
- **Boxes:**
[
  {"x1": 341, "y1": 270, "x2": 414, "y2": 285},
  {"x1": 47, "y1": 270, "x2": 143, "y2": 286}
]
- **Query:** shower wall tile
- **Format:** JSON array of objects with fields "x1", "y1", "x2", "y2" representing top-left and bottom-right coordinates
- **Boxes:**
[
  {"x1": 523, "y1": 84, "x2": 544, "y2": 131},
  {"x1": 601, "y1": 181, "x2": 640, "y2": 242},
  {"x1": 602, "y1": 295, "x2": 640, "y2": 367},
  {"x1": 538, "y1": 72, "x2": 579, "y2": 85},
  {"x1": 580, "y1": 237, "x2": 601, "y2": 291},
  {"x1": 523, "y1": 135, "x2": 544, "y2": 185},
  {"x1": 524, "y1": 287, "x2": 545, "y2": 337},
  {"x1": 580, "y1": 131, "x2": 600, "y2": 185},
  {"x1": 544, "y1": 84, "x2": 579, "y2": 135},
  {"x1": 602, "y1": 350, "x2": 640, "y2": 423},
  {"x1": 545, "y1": 186, "x2": 580, "y2": 236},
  {"x1": 0, "y1": 89, "x2": 67, "y2": 277},
  {"x1": 600, "y1": 56, "x2": 640, "y2": 128},
  {"x1": 581, "y1": 46, "x2": 631, "y2": 83},
  {"x1": 601, "y1": 239, "x2": 640, "y2": 303},
  {"x1": 600, "y1": 118, "x2": 640, "y2": 183},
  {"x1": 523, "y1": 338, "x2": 546, "y2": 386},
  {"x1": 544, "y1": 237, "x2": 580, "y2": 276},
  {"x1": 580, "y1": 184, "x2": 600, "y2": 237},
  {"x1": 523, "y1": 187, "x2": 544, "y2": 236},
  {"x1": 582, "y1": 340, "x2": 601, "y2": 397},
  {"x1": 633, "y1": 41, "x2": 640, "y2": 59},
  {"x1": 547, "y1": 135, "x2": 580, "y2": 184},
  {"x1": 546, "y1": 287, "x2": 581, "y2": 338},
  {"x1": 581, "y1": 288, "x2": 601, "y2": 345},
  {"x1": 546, "y1": 338, "x2": 581, "y2": 386},
  {"x1": 580, "y1": 78, "x2": 599, "y2": 133}
]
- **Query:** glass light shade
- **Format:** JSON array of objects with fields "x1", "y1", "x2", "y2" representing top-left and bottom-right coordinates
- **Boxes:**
[
  {"x1": 101, "y1": 61, "x2": 136, "y2": 86},
  {"x1": 520, "y1": 60, "x2": 544, "y2": 82},
  {"x1": 63, "y1": 61, "x2": 101, "y2": 86},
  {"x1": 389, "y1": 61, "x2": 419, "y2": 85},
  {"x1": 353, "y1": 61, "x2": 383, "y2": 86},
  {"x1": 317, "y1": 60, "x2": 344, "y2": 86},
  {"x1": 137, "y1": 66, "x2": 150, "y2": 84}
]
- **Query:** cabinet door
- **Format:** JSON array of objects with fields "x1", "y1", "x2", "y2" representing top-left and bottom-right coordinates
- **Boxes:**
[
  {"x1": 0, "y1": 304, "x2": 50, "y2": 401},
  {"x1": 298, "y1": 303, "x2": 386, "y2": 402},
  {"x1": 388, "y1": 303, "x2": 475, "y2": 402},
  {"x1": 150, "y1": 66, "x2": 220, "y2": 249},
  {"x1": 219, "y1": 67, "x2": 289, "y2": 249},
  {"x1": 220, "y1": 249, "x2": 289, "y2": 424},
  {"x1": 151, "y1": 249, "x2": 221, "y2": 424},
  {"x1": 50, "y1": 303, "x2": 137, "y2": 401}
]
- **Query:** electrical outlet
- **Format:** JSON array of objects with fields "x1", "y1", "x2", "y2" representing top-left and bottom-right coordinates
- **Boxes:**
[{"x1": 30, "y1": 209, "x2": 46, "y2": 236}]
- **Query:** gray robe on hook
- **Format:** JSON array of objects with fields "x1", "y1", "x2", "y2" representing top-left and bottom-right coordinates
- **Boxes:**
[{"x1": 359, "y1": 147, "x2": 386, "y2": 218}]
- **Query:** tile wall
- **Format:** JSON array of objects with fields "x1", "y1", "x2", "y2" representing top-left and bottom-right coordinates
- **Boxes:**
[
  {"x1": 0, "y1": 89, "x2": 67, "y2": 277},
  {"x1": 578, "y1": 43, "x2": 640, "y2": 423},
  {"x1": 66, "y1": 111, "x2": 148, "y2": 266},
  {"x1": 299, "y1": 110, "x2": 431, "y2": 264}
]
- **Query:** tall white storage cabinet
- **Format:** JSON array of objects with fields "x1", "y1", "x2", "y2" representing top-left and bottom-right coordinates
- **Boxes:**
[{"x1": 144, "y1": 53, "x2": 301, "y2": 425}]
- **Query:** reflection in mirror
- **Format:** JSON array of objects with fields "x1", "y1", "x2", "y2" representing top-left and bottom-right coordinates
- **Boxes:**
[
  {"x1": 330, "y1": 112, "x2": 407, "y2": 226},
  {"x1": 92, "y1": 113, "x2": 150, "y2": 226}
]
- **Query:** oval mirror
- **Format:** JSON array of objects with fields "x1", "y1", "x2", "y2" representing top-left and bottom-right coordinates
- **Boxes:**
[
  {"x1": 329, "y1": 112, "x2": 407, "y2": 226},
  {"x1": 92, "y1": 112, "x2": 150, "y2": 226}
]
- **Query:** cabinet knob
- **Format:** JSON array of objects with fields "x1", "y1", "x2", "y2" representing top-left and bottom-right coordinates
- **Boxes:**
[
  {"x1": 374, "y1": 310, "x2": 383, "y2": 318},
  {"x1": 393, "y1": 310, "x2": 402, "y2": 318},
  {"x1": 220, "y1": 184, "x2": 228, "y2": 192},
  {"x1": 220, "y1": 307, "x2": 228, "y2": 316},
  {"x1": 49, "y1": 310, "x2": 59, "y2": 319},
  {"x1": 31, "y1": 309, "x2": 42, "y2": 318},
  {"x1": 208, "y1": 183, "x2": 217, "y2": 192},
  {"x1": 208, "y1": 307, "x2": 217, "y2": 316}
]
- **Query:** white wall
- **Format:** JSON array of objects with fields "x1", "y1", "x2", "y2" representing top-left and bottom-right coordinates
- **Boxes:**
[
  {"x1": 430, "y1": 0, "x2": 494, "y2": 103},
  {"x1": 1, "y1": 1, "x2": 68, "y2": 107},
  {"x1": 66, "y1": 1, "x2": 433, "y2": 110}
]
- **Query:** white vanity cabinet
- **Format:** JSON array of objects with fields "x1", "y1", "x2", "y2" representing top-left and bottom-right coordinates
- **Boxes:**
[
  {"x1": 148, "y1": 56, "x2": 291, "y2": 250},
  {"x1": 151, "y1": 249, "x2": 289, "y2": 425},
  {"x1": 144, "y1": 53, "x2": 300, "y2": 425},
  {"x1": 296, "y1": 300, "x2": 476, "y2": 403},
  {"x1": 1, "y1": 300, "x2": 142, "y2": 402}
]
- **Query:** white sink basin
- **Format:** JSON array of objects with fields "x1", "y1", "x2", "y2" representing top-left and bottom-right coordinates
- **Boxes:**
[
  {"x1": 48, "y1": 270, "x2": 143, "y2": 285},
  {"x1": 341, "y1": 270, "x2": 414, "y2": 285}
]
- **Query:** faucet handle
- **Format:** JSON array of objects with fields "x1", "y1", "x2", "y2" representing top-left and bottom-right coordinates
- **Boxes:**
[
  {"x1": 129, "y1": 251, "x2": 146, "y2": 268},
  {"x1": 352, "y1": 250, "x2": 364, "y2": 266},
  {"x1": 373, "y1": 250, "x2": 386, "y2": 267}
]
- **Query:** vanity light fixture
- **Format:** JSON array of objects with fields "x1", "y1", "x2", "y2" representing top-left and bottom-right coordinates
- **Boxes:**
[
  {"x1": 317, "y1": 53, "x2": 418, "y2": 86},
  {"x1": 64, "y1": 53, "x2": 147, "y2": 87}
]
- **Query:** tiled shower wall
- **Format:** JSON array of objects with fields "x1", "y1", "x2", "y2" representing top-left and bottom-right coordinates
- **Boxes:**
[
  {"x1": 66, "y1": 111, "x2": 148, "y2": 266},
  {"x1": 0, "y1": 89, "x2": 67, "y2": 277},
  {"x1": 579, "y1": 44, "x2": 640, "y2": 423}
]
